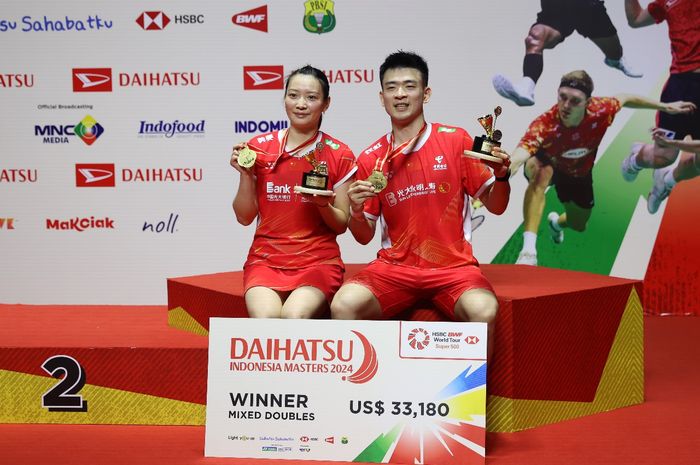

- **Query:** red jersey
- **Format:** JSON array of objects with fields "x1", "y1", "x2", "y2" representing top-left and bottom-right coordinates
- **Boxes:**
[
  {"x1": 357, "y1": 123, "x2": 494, "y2": 269},
  {"x1": 519, "y1": 97, "x2": 622, "y2": 177},
  {"x1": 648, "y1": 0, "x2": 700, "y2": 74},
  {"x1": 244, "y1": 130, "x2": 356, "y2": 269}
]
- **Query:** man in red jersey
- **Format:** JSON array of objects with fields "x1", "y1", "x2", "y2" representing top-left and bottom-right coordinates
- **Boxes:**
[
  {"x1": 331, "y1": 51, "x2": 511, "y2": 349},
  {"x1": 510, "y1": 70, "x2": 694, "y2": 265},
  {"x1": 620, "y1": 0, "x2": 700, "y2": 214}
]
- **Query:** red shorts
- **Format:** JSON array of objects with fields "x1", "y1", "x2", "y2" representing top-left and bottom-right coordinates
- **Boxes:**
[
  {"x1": 243, "y1": 264, "x2": 344, "y2": 302},
  {"x1": 346, "y1": 260, "x2": 495, "y2": 319}
]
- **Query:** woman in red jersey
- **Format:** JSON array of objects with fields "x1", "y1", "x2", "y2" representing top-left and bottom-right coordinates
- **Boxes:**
[{"x1": 230, "y1": 66, "x2": 356, "y2": 318}]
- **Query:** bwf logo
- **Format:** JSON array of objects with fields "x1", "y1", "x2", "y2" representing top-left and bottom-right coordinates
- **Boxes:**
[{"x1": 232, "y1": 5, "x2": 268, "y2": 32}]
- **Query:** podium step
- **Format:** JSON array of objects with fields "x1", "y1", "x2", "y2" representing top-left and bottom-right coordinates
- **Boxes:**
[
  {"x1": 167, "y1": 264, "x2": 644, "y2": 432},
  {"x1": 0, "y1": 305, "x2": 207, "y2": 425}
]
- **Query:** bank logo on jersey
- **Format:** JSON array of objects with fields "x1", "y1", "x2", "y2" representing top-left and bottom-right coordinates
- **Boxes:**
[
  {"x1": 433, "y1": 155, "x2": 447, "y2": 171},
  {"x1": 303, "y1": 0, "x2": 336, "y2": 34},
  {"x1": 561, "y1": 148, "x2": 589, "y2": 159}
]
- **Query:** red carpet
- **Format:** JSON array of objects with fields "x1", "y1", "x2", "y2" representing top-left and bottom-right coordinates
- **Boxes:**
[{"x1": 1, "y1": 314, "x2": 698, "y2": 464}]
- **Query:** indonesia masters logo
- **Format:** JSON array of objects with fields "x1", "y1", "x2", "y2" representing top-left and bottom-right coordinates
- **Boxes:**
[
  {"x1": 303, "y1": 0, "x2": 336, "y2": 34},
  {"x1": 407, "y1": 328, "x2": 430, "y2": 350}
]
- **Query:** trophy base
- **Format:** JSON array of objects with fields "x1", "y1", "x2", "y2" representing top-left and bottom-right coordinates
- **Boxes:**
[
  {"x1": 293, "y1": 186, "x2": 334, "y2": 196},
  {"x1": 463, "y1": 149, "x2": 503, "y2": 164}
]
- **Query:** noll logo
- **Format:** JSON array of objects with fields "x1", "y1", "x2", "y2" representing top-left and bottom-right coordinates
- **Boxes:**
[
  {"x1": 136, "y1": 11, "x2": 170, "y2": 30},
  {"x1": 243, "y1": 65, "x2": 283, "y2": 90},
  {"x1": 407, "y1": 328, "x2": 430, "y2": 350},
  {"x1": 75, "y1": 163, "x2": 115, "y2": 187},
  {"x1": 72, "y1": 68, "x2": 112, "y2": 92},
  {"x1": 0, "y1": 218, "x2": 15, "y2": 230},
  {"x1": 233, "y1": 5, "x2": 268, "y2": 32},
  {"x1": 465, "y1": 336, "x2": 480, "y2": 345},
  {"x1": 303, "y1": 0, "x2": 336, "y2": 34}
]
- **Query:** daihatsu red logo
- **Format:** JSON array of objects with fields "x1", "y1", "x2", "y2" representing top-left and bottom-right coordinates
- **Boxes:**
[
  {"x1": 233, "y1": 5, "x2": 268, "y2": 32},
  {"x1": 75, "y1": 164, "x2": 115, "y2": 187},
  {"x1": 72, "y1": 68, "x2": 113, "y2": 92},
  {"x1": 243, "y1": 65, "x2": 283, "y2": 90}
]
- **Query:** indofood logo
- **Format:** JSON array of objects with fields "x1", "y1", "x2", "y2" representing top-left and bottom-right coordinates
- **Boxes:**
[
  {"x1": 229, "y1": 330, "x2": 379, "y2": 384},
  {"x1": 303, "y1": 0, "x2": 336, "y2": 34},
  {"x1": 34, "y1": 115, "x2": 104, "y2": 145},
  {"x1": 138, "y1": 119, "x2": 205, "y2": 138}
]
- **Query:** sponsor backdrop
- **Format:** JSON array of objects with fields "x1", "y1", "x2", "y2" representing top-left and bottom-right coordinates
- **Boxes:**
[{"x1": 0, "y1": 1, "x2": 682, "y2": 308}]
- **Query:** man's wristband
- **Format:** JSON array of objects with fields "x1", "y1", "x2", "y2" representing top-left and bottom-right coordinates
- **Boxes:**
[{"x1": 495, "y1": 171, "x2": 510, "y2": 182}]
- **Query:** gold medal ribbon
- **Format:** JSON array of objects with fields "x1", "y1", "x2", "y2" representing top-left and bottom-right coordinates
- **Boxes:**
[{"x1": 373, "y1": 122, "x2": 428, "y2": 173}]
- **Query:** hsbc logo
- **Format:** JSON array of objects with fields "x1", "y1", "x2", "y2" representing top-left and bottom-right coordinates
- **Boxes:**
[
  {"x1": 136, "y1": 11, "x2": 170, "y2": 30},
  {"x1": 464, "y1": 336, "x2": 480, "y2": 345},
  {"x1": 244, "y1": 65, "x2": 283, "y2": 90},
  {"x1": 233, "y1": 5, "x2": 268, "y2": 32},
  {"x1": 75, "y1": 163, "x2": 115, "y2": 187},
  {"x1": 73, "y1": 68, "x2": 112, "y2": 92}
]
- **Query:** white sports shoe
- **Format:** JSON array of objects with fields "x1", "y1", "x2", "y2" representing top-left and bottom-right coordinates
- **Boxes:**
[
  {"x1": 604, "y1": 57, "x2": 643, "y2": 78},
  {"x1": 621, "y1": 143, "x2": 643, "y2": 182},
  {"x1": 515, "y1": 250, "x2": 538, "y2": 266},
  {"x1": 492, "y1": 74, "x2": 535, "y2": 106},
  {"x1": 647, "y1": 166, "x2": 674, "y2": 214},
  {"x1": 547, "y1": 212, "x2": 564, "y2": 244}
]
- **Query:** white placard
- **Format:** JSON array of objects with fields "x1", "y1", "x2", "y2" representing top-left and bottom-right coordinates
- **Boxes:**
[{"x1": 205, "y1": 318, "x2": 488, "y2": 464}]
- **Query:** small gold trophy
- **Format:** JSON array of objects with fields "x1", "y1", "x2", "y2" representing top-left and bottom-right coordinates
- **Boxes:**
[
  {"x1": 465, "y1": 106, "x2": 504, "y2": 163},
  {"x1": 237, "y1": 145, "x2": 257, "y2": 168},
  {"x1": 294, "y1": 142, "x2": 333, "y2": 196}
]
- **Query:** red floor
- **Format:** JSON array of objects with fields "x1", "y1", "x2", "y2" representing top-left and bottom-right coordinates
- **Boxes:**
[{"x1": 1, "y1": 315, "x2": 698, "y2": 465}]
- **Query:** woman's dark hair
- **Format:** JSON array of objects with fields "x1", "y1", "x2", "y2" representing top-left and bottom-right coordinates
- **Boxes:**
[{"x1": 285, "y1": 65, "x2": 330, "y2": 100}]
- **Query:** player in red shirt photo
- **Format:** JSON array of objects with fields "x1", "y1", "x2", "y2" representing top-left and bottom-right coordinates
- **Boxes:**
[
  {"x1": 330, "y1": 51, "x2": 511, "y2": 350},
  {"x1": 620, "y1": 0, "x2": 700, "y2": 213},
  {"x1": 493, "y1": 0, "x2": 642, "y2": 107},
  {"x1": 509, "y1": 70, "x2": 694, "y2": 265},
  {"x1": 230, "y1": 65, "x2": 357, "y2": 318}
]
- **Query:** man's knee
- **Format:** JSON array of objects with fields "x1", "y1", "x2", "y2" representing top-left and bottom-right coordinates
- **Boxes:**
[
  {"x1": 330, "y1": 287, "x2": 361, "y2": 320},
  {"x1": 525, "y1": 27, "x2": 544, "y2": 51},
  {"x1": 455, "y1": 290, "x2": 498, "y2": 323}
]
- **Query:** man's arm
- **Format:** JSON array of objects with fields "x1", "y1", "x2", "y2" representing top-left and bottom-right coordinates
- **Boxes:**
[
  {"x1": 508, "y1": 146, "x2": 532, "y2": 177},
  {"x1": 616, "y1": 94, "x2": 698, "y2": 114},
  {"x1": 624, "y1": 0, "x2": 656, "y2": 28},
  {"x1": 478, "y1": 146, "x2": 511, "y2": 215},
  {"x1": 346, "y1": 180, "x2": 377, "y2": 244}
]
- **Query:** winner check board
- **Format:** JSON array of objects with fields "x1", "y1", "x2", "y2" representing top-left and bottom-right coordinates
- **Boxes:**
[{"x1": 205, "y1": 319, "x2": 488, "y2": 465}]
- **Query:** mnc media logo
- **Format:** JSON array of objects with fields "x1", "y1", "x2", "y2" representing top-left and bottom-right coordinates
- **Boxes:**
[
  {"x1": 72, "y1": 68, "x2": 112, "y2": 92},
  {"x1": 243, "y1": 65, "x2": 283, "y2": 90},
  {"x1": 232, "y1": 5, "x2": 268, "y2": 32},
  {"x1": 35, "y1": 115, "x2": 104, "y2": 145}
]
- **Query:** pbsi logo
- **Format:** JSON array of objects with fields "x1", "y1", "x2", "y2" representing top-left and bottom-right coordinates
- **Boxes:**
[
  {"x1": 75, "y1": 164, "x2": 115, "y2": 187},
  {"x1": 233, "y1": 5, "x2": 268, "y2": 32},
  {"x1": 72, "y1": 68, "x2": 112, "y2": 92},
  {"x1": 243, "y1": 65, "x2": 283, "y2": 90},
  {"x1": 136, "y1": 11, "x2": 170, "y2": 30}
]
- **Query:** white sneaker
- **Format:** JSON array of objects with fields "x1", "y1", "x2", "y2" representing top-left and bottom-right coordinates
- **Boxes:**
[
  {"x1": 492, "y1": 74, "x2": 535, "y2": 106},
  {"x1": 647, "y1": 166, "x2": 674, "y2": 214},
  {"x1": 604, "y1": 57, "x2": 643, "y2": 78},
  {"x1": 515, "y1": 250, "x2": 538, "y2": 266},
  {"x1": 621, "y1": 143, "x2": 643, "y2": 182},
  {"x1": 547, "y1": 212, "x2": 564, "y2": 244}
]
